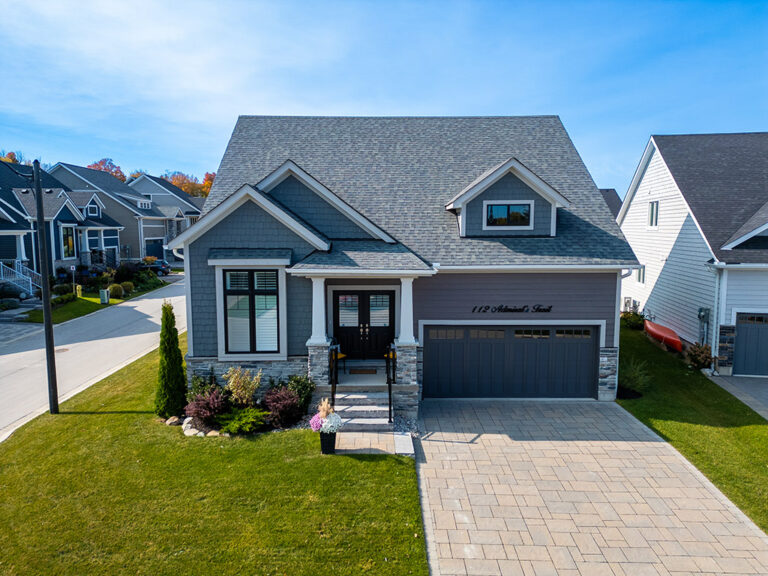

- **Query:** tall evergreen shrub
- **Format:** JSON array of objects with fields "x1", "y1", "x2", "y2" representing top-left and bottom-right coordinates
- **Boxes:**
[{"x1": 154, "y1": 301, "x2": 186, "y2": 418}]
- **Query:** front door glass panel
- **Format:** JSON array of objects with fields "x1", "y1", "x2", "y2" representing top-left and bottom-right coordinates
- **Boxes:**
[{"x1": 369, "y1": 294, "x2": 390, "y2": 327}]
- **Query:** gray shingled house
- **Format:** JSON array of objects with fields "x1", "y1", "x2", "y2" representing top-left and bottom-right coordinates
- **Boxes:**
[{"x1": 168, "y1": 116, "x2": 637, "y2": 424}]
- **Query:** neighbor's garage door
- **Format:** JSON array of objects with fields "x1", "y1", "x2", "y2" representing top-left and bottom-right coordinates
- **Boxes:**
[
  {"x1": 734, "y1": 313, "x2": 768, "y2": 376},
  {"x1": 423, "y1": 325, "x2": 598, "y2": 398},
  {"x1": 145, "y1": 239, "x2": 164, "y2": 259}
]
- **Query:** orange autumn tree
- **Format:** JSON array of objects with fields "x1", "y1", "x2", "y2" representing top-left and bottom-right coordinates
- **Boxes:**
[
  {"x1": 161, "y1": 170, "x2": 214, "y2": 197},
  {"x1": 87, "y1": 158, "x2": 126, "y2": 182},
  {"x1": 201, "y1": 172, "x2": 215, "y2": 196}
]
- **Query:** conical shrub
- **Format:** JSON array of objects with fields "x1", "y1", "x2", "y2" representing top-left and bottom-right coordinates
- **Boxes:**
[{"x1": 154, "y1": 300, "x2": 186, "y2": 418}]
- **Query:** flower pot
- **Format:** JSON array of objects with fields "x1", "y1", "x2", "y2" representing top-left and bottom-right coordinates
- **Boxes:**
[{"x1": 320, "y1": 431, "x2": 336, "y2": 454}]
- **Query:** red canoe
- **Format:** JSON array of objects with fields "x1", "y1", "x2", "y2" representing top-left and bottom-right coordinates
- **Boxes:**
[{"x1": 644, "y1": 320, "x2": 683, "y2": 353}]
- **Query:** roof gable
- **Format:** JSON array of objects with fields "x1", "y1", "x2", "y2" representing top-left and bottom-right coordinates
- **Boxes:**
[
  {"x1": 129, "y1": 174, "x2": 202, "y2": 212},
  {"x1": 167, "y1": 184, "x2": 330, "y2": 251}
]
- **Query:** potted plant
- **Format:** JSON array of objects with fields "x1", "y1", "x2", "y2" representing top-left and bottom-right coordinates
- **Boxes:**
[{"x1": 310, "y1": 398, "x2": 343, "y2": 454}]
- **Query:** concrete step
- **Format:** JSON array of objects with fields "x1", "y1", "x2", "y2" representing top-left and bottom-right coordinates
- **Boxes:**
[
  {"x1": 316, "y1": 383, "x2": 417, "y2": 394},
  {"x1": 333, "y1": 392, "x2": 389, "y2": 405},
  {"x1": 340, "y1": 417, "x2": 393, "y2": 432},
  {"x1": 334, "y1": 404, "x2": 390, "y2": 419}
]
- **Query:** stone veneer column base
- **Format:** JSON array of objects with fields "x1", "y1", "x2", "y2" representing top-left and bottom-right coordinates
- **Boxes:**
[
  {"x1": 716, "y1": 325, "x2": 735, "y2": 376},
  {"x1": 394, "y1": 343, "x2": 419, "y2": 420},
  {"x1": 598, "y1": 347, "x2": 618, "y2": 401},
  {"x1": 307, "y1": 344, "x2": 330, "y2": 387}
]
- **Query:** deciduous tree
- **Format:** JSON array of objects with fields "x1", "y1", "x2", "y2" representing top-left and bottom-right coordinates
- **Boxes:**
[
  {"x1": 87, "y1": 158, "x2": 126, "y2": 182},
  {"x1": 201, "y1": 172, "x2": 215, "y2": 196}
]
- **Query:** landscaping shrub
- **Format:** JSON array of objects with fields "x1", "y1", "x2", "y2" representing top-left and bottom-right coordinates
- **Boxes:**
[
  {"x1": 224, "y1": 366, "x2": 261, "y2": 408},
  {"x1": 185, "y1": 388, "x2": 228, "y2": 425},
  {"x1": 114, "y1": 263, "x2": 141, "y2": 284},
  {"x1": 286, "y1": 374, "x2": 315, "y2": 412},
  {"x1": 621, "y1": 311, "x2": 645, "y2": 330},
  {"x1": 52, "y1": 283, "x2": 73, "y2": 296},
  {"x1": 187, "y1": 369, "x2": 218, "y2": 403},
  {"x1": 120, "y1": 281, "x2": 134, "y2": 295},
  {"x1": 134, "y1": 271, "x2": 164, "y2": 291},
  {"x1": 0, "y1": 282, "x2": 24, "y2": 299},
  {"x1": 687, "y1": 343, "x2": 713, "y2": 370},
  {"x1": 0, "y1": 298, "x2": 20, "y2": 311},
  {"x1": 143, "y1": 256, "x2": 158, "y2": 265},
  {"x1": 51, "y1": 293, "x2": 77, "y2": 308},
  {"x1": 263, "y1": 387, "x2": 303, "y2": 428},
  {"x1": 154, "y1": 301, "x2": 186, "y2": 418},
  {"x1": 619, "y1": 356, "x2": 651, "y2": 393},
  {"x1": 215, "y1": 406, "x2": 269, "y2": 434},
  {"x1": 108, "y1": 284, "x2": 124, "y2": 299}
]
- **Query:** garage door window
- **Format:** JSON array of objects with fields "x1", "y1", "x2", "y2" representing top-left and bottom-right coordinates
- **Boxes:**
[
  {"x1": 556, "y1": 328, "x2": 592, "y2": 338},
  {"x1": 514, "y1": 328, "x2": 550, "y2": 339},
  {"x1": 469, "y1": 329, "x2": 505, "y2": 339},
  {"x1": 738, "y1": 314, "x2": 768, "y2": 324},
  {"x1": 429, "y1": 328, "x2": 464, "y2": 340}
]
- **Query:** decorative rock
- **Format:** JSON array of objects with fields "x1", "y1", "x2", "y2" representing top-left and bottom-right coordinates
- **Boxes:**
[
  {"x1": 165, "y1": 416, "x2": 181, "y2": 426},
  {"x1": 183, "y1": 428, "x2": 199, "y2": 436},
  {"x1": 206, "y1": 430, "x2": 220, "y2": 437},
  {"x1": 182, "y1": 417, "x2": 193, "y2": 426},
  {"x1": 196, "y1": 431, "x2": 205, "y2": 437},
  {"x1": 221, "y1": 433, "x2": 231, "y2": 437}
]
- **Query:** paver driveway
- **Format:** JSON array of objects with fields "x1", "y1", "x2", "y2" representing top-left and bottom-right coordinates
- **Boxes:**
[{"x1": 417, "y1": 400, "x2": 768, "y2": 576}]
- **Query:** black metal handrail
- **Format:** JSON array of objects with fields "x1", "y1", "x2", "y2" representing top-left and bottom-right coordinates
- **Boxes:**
[
  {"x1": 328, "y1": 342, "x2": 340, "y2": 408},
  {"x1": 385, "y1": 343, "x2": 396, "y2": 423}
]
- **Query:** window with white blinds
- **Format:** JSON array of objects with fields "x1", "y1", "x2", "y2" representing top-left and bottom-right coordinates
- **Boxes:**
[{"x1": 223, "y1": 269, "x2": 280, "y2": 354}]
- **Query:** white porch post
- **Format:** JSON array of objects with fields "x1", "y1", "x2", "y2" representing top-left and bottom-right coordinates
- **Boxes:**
[
  {"x1": 397, "y1": 277, "x2": 417, "y2": 345},
  {"x1": 98, "y1": 229, "x2": 105, "y2": 250},
  {"x1": 307, "y1": 276, "x2": 328, "y2": 345},
  {"x1": 16, "y1": 234, "x2": 27, "y2": 261}
]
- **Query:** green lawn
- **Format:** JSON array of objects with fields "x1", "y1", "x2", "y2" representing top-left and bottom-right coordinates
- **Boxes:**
[
  {"x1": 0, "y1": 332, "x2": 428, "y2": 576},
  {"x1": 24, "y1": 283, "x2": 167, "y2": 324},
  {"x1": 618, "y1": 325, "x2": 768, "y2": 533}
]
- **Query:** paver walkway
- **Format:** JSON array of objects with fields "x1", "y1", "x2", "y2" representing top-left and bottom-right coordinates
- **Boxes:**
[
  {"x1": 709, "y1": 375, "x2": 768, "y2": 421},
  {"x1": 417, "y1": 400, "x2": 768, "y2": 576}
]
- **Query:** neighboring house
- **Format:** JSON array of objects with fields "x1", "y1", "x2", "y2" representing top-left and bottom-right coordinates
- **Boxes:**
[
  {"x1": 618, "y1": 133, "x2": 768, "y2": 376},
  {"x1": 168, "y1": 116, "x2": 637, "y2": 418},
  {"x1": 127, "y1": 174, "x2": 204, "y2": 259},
  {"x1": 49, "y1": 163, "x2": 180, "y2": 261},
  {"x1": 65, "y1": 191, "x2": 124, "y2": 267},
  {"x1": 600, "y1": 188, "x2": 622, "y2": 218}
]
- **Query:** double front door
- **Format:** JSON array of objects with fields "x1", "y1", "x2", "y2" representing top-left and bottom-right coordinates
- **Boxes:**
[{"x1": 333, "y1": 290, "x2": 396, "y2": 359}]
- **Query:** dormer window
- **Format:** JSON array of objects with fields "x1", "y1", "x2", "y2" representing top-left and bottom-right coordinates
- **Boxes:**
[
  {"x1": 139, "y1": 201, "x2": 151, "y2": 209},
  {"x1": 87, "y1": 205, "x2": 99, "y2": 217},
  {"x1": 483, "y1": 200, "x2": 534, "y2": 231}
]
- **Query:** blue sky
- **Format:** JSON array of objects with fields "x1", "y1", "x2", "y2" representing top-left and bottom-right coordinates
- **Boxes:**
[{"x1": 1, "y1": 0, "x2": 766, "y2": 194}]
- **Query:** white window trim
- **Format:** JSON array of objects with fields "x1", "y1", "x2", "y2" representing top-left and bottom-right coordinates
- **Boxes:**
[
  {"x1": 418, "y1": 319, "x2": 607, "y2": 348},
  {"x1": 636, "y1": 265, "x2": 646, "y2": 285},
  {"x1": 326, "y1": 284, "x2": 402, "y2": 339},
  {"x1": 59, "y1": 223, "x2": 78, "y2": 260},
  {"x1": 87, "y1": 204, "x2": 99, "y2": 217},
  {"x1": 482, "y1": 200, "x2": 535, "y2": 231},
  {"x1": 214, "y1": 263, "x2": 288, "y2": 361},
  {"x1": 647, "y1": 201, "x2": 659, "y2": 230},
  {"x1": 730, "y1": 308, "x2": 768, "y2": 326}
]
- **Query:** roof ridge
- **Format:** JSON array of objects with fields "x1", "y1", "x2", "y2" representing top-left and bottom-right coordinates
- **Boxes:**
[{"x1": 238, "y1": 114, "x2": 561, "y2": 120}]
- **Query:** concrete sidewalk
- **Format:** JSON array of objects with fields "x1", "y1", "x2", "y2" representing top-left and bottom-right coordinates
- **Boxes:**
[
  {"x1": 709, "y1": 375, "x2": 768, "y2": 421},
  {"x1": 0, "y1": 279, "x2": 186, "y2": 441}
]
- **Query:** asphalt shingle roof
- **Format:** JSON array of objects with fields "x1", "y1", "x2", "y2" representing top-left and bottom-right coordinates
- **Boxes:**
[
  {"x1": 145, "y1": 175, "x2": 205, "y2": 211},
  {"x1": 0, "y1": 162, "x2": 69, "y2": 222},
  {"x1": 291, "y1": 240, "x2": 431, "y2": 271},
  {"x1": 599, "y1": 188, "x2": 622, "y2": 218},
  {"x1": 12, "y1": 189, "x2": 74, "y2": 219},
  {"x1": 204, "y1": 116, "x2": 636, "y2": 267},
  {"x1": 653, "y1": 133, "x2": 768, "y2": 264}
]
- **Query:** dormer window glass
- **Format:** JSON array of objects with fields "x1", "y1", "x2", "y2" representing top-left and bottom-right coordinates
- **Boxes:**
[
  {"x1": 87, "y1": 204, "x2": 99, "y2": 217},
  {"x1": 139, "y1": 201, "x2": 150, "y2": 209},
  {"x1": 483, "y1": 200, "x2": 534, "y2": 231}
]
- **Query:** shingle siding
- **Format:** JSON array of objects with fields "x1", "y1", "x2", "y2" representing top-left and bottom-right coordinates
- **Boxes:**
[
  {"x1": 268, "y1": 175, "x2": 372, "y2": 239},
  {"x1": 188, "y1": 200, "x2": 315, "y2": 357},
  {"x1": 464, "y1": 173, "x2": 552, "y2": 236},
  {"x1": 620, "y1": 148, "x2": 718, "y2": 345},
  {"x1": 413, "y1": 272, "x2": 618, "y2": 345}
]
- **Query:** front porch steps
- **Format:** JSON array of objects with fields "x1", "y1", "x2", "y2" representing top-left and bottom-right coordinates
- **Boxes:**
[{"x1": 311, "y1": 390, "x2": 394, "y2": 432}]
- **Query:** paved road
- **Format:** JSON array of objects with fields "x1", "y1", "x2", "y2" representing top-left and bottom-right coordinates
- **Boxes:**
[
  {"x1": 0, "y1": 279, "x2": 186, "y2": 441},
  {"x1": 418, "y1": 400, "x2": 768, "y2": 576}
]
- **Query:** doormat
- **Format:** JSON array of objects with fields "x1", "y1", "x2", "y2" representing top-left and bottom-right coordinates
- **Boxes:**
[{"x1": 350, "y1": 368, "x2": 377, "y2": 375}]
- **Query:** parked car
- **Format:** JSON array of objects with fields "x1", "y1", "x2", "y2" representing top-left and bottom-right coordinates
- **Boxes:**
[{"x1": 143, "y1": 259, "x2": 171, "y2": 276}]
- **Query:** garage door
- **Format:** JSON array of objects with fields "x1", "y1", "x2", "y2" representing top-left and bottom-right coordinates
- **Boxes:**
[
  {"x1": 734, "y1": 313, "x2": 768, "y2": 376},
  {"x1": 145, "y1": 239, "x2": 164, "y2": 259},
  {"x1": 423, "y1": 325, "x2": 598, "y2": 398}
]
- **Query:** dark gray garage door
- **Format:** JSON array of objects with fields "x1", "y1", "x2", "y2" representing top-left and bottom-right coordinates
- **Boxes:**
[
  {"x1": 145, "y1": 239, "x2": 164, "y2": 259},
  {"x1": 734, "y1": 313, "x2": 768, "y2": 376},
  {"x1": 423, "y1": 325, "x2": 599, "y2": 398}
]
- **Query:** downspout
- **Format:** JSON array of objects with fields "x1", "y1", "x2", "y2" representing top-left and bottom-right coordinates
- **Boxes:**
[{"x1": 172, "y1": 247, "x2": 184, "y2": 260}]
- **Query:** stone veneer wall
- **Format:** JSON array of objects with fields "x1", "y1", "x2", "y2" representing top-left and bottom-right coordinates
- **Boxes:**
[
  {"x1": 394, "y1": 344, "x2": 419, "y2": 419},
  {"x1": 598, "y1": 347, "x2": 618, "y2": 401},
  {"x1": 307, "y1": 344, "x2": 330, "y2": 387},
  {"x1": 186, "y1": 355, "x2": 309, "y2": 392},
  {"x1": 717, "y1": 325, "x2": 735, "y2": 376}
]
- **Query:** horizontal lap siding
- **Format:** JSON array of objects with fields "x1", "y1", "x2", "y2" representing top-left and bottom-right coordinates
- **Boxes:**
[
  {"x1": 620, "y1": 149, "x2": 717, "y2": 344},
  {"x1": 188, "y1": 201, "x2": 315, "y2": 357},
  {"x1": 413, "y1": 272, "x2": 617, "y2": 345},
  {"x1": 725, "y1": 270, "x2": 768, "y2": 323}
]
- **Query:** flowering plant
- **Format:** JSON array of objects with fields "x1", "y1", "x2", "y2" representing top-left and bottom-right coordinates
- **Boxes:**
[{"x1": 310, "y1": 398, "x2": 344, "y2": 433}]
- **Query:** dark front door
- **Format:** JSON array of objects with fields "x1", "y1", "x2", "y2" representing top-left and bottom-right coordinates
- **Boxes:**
[{"x1": 333, "y1": 291, "x2": 396, "y2": 360}]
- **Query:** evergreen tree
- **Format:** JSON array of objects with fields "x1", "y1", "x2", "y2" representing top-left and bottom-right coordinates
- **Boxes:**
[{"x1": 154, "y1": 301, "x2": 186, "y2": 418}]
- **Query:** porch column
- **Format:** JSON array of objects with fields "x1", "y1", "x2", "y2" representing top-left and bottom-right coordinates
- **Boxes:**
[
  {"x1": 98, "y1": 229, "x2": 105, "y2": 250},
  {"x1": 397, "y1": 277, "x2": 416, "y2": 345},
  {"x1": 16, "y1": 234, "x2": 27, "y2": 262},
  {"x1": 307, "y1": 276, "x2": 328, "y2": 345}
]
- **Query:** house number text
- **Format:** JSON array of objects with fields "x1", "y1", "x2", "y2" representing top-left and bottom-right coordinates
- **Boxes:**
[{"x1": 471, "y1": 304, "x2": 553, "y2": 314}]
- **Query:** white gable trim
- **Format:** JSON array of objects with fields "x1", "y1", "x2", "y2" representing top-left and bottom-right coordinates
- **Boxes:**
[
  {"x1": 0, "y1": 203, "x2": 17, "y2": 223},
  {"x1": 257, "y1": 160, "x2": 395, "y2": 243},
  {"x1": 617, "y1": 137, "x2": 719, "y2": 262},
  {"x1": 52, "y1": 199, "x2": 85, "y2": 222},
  {"x1": 445, "y1": 157, "x2": 571, "y2": 212},
  {"x1": 166, "y1": 184, "x2": 330, "y2": 251},
  {"x1": 0, "y1": 197, "x2": 29, "y2": 219},
  {"x1": 128, "y1": 174, "x2": 201, "y2": 212},
  {"x1": 722, "y1": 221, "x2": 768, "y2": 250}
]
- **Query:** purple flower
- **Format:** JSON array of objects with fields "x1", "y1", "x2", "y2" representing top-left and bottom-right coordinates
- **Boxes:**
[{"x1": 309, "y1": 413, "x2": 324, "y2": 432}]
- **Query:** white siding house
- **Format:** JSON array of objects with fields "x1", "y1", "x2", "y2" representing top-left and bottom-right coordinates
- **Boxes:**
[{"x1": 619, "y1": 133, "x2": 768, "y2": 376}]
